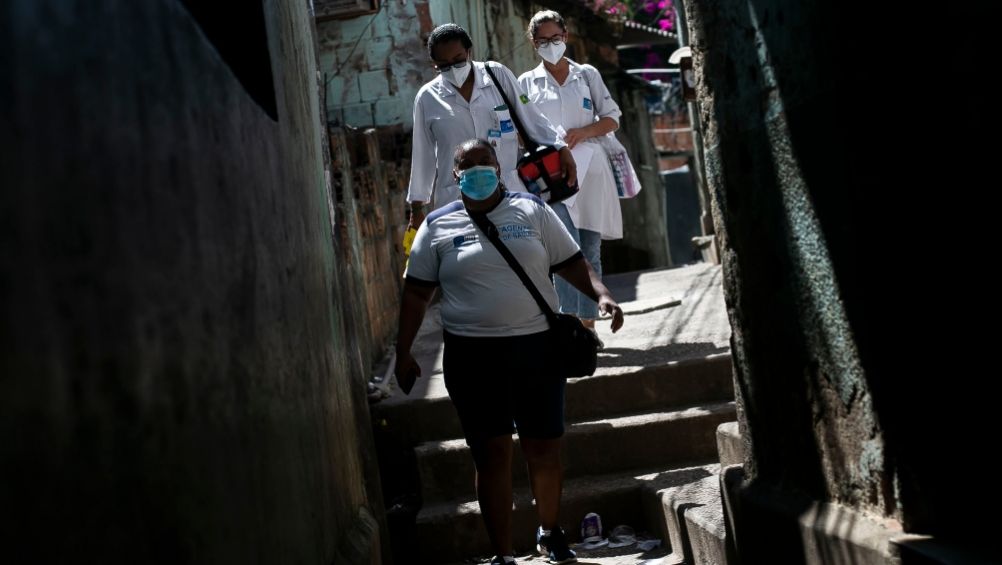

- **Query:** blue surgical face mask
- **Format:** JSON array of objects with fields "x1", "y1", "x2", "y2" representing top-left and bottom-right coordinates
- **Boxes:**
[{"x1": 458, "y1": 166, "x2": 499, "y2": 200}]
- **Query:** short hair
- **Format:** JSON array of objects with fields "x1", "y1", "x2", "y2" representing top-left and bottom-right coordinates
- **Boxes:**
[
  {"x1": 427, "y1": 23, "x2": 473, "y2": 59},
  {"x1": 527, "y1": 10, "x2": 566, "y2": 39},
  {"x1": 453, "y1": 139, "x2": 498, "y2": 168}
]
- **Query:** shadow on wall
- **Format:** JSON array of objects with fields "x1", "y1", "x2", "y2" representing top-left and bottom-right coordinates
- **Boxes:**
[{"x1": 179, "y1": 0, "x2": 277, "y2": 119}]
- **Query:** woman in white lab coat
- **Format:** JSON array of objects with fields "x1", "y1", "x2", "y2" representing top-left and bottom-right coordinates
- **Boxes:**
[
  {"x1": 518, "y1": 10, "x2": 623, "y2": 344},
  {"x1": 406, "y1": 23, "x2": 577, "y2": 230}
]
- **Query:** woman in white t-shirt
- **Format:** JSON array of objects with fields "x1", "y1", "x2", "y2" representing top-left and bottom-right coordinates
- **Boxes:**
[{"x1": 395, "y1": 139, "x2": 624, "y2": 565}]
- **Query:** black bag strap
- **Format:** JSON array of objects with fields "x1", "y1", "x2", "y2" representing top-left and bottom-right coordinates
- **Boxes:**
[
  {"x1": 483, "y1": 62, "x2": 539, "y2": 152},
  {"x1": 468, "y1": 209, "x2": 557, "y2": 324}
]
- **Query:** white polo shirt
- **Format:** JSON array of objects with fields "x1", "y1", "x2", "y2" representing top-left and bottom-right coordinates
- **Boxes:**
[
  {"x1": 407, "y1": 61, "x2": 566, "y2": 211},
  {"x1": 519, "y1": 60, "x2": 622, "y2": 132},
  {"x1": 405, "y1": 190, "x2": 582, "y2": 337}
]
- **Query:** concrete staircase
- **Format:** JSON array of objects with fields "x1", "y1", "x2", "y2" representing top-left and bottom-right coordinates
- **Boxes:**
[
  {"x1": 369, "y1": 264, "x2": 737, "y2": 563},
  {"x1": 643, "y1": 421, "x2": 743, "y2": 564},
  {"x1": 391, "y1": 353, "x2": 736, "y2": 562}
]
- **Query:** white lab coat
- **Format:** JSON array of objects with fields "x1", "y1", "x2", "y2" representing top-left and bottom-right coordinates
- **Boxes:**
[
  {"x1": 407, "y1": 61, "x2": 565, "y2": 211},
  {"x1": 519, "y1": 60, "x2": 623, "y2": 240}
]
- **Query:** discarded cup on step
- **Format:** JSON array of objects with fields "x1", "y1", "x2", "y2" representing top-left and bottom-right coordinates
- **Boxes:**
[{"x1": 607, "y1": 524, "x2": 637, "y2": 548}]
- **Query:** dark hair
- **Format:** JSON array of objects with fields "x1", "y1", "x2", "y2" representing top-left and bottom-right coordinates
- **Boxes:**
[
  {"x1": 527, "y1": 10, "x2": 566, "y2": 39},
  {"x1": 453, "y1": 139, "x2": 498, "y2": 167},
  {"x1": 427, "y1": 23, "x2": 473, "y2": 59}
]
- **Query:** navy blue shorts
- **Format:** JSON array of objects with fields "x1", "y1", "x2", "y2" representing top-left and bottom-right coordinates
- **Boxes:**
[{"x1": 442, "y1": 329, "x2": 566, "y2": 447}]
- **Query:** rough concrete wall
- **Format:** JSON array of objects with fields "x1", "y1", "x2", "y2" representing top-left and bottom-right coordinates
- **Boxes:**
[
  {"x1": 685, "y1": 0, "x2": 999, "y2": 553},
  {"x1": 1, "y1": 1, "x2": 381, "y2": 563},
  {"x1": 318, "y1": 0, "x2": 536, "y2": 130},
  {"x1": 484, "y1": 1, "x2": 537, "y2": 78},
  {"x1": 688, "y1": 3, "x2": 1001, "y2": 552},
  {"x1": 316, "y1": 2, "x2": 431, "y2": 369},
  {"x1": 428, "y1": 0, "x2": 536, "y2": 76},
  {"x1": 327, "y1": 127, "x2": 408, "y2": 367},
  {"x1": 686, "y1": 0, "x2": 886, "y2": 519},
  {"x1": 318, "y1": 1, "x2": 435, "y2": 128},
  {"x1": 429, "y1": 0, "x2": 488, "y2": 58}
]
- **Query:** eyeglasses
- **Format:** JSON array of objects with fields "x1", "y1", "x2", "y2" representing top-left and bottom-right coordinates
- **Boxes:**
[
  {"x1": 435, "y1": 59, "x2": 469, "y2": 72},
  {"x1": 534, "y1": 35, "x2": 565, "y2": 48}
]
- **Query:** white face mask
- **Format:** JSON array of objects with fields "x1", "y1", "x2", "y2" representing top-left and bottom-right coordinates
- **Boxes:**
[
  {"x1": 537, "y1": 42, "x2": 566, "y2": 65},
  {"x1": 443, "y1": 60, "x2": 472, "y2": 88}
]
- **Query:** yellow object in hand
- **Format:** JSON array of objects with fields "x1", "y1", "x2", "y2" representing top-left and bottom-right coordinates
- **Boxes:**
[{"x1": 402, "y1": 226, "x2": 417, "y2": 257}]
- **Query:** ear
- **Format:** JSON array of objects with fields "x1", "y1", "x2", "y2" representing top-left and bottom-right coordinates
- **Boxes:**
[{"x1": 453, "y1": 168, "x2": 461, "y2": 182}]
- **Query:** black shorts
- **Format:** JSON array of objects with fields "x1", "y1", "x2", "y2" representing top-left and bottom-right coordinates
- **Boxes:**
[{"x1": 442, "y1": 329, "x2": 566, "y2": 446}]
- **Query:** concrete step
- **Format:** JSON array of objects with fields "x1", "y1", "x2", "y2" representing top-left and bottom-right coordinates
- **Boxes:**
[
  {"x1": 417, "y1": 402, "x2": 737, "y2": 504},
  {"x1": 719, "y1": 464, "x2": 961, "y2": 565},
  {"x1": 417, "y1": 463, "x2": 719, "y2": 564},
  {"x1": 373, "y1": 353, "x2": 734, "y2": 446},
  {"x1": 566, "y1": 353, "x2": 734, "y2": 427},
  {"x1": 685, "y1": 492, "x2": 730, "y2": 565},
  {"x1": 716, "y1": 421, "x2": 743, "y2": 468},
  {"x1": 643, "y1": 471, "x2": 729, "y2": 565}
]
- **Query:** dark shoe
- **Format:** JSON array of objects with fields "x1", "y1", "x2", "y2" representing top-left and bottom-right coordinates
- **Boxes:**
[{"x1": 536, "y1": 526, "x2": 577, "y2": 564}]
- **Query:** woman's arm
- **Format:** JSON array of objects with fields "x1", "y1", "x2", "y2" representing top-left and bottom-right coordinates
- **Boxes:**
[
  {"x1": 394, "y1": 281, "x2": 437, "y2": 393},
  {"x1": 563, "y1": 116, "x2": 618, "y2": 149},
  {"x1": 554, "y1": 257, "x2": 624, "y2": 332}
]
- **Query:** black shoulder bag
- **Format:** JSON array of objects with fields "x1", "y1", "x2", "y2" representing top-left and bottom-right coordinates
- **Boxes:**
[
  {"x1": 482, "y1": 62, "x2": 579, "y2": 204},
  {"x1": 469, "y1": 210, "x2": 598, "y2": 378}
]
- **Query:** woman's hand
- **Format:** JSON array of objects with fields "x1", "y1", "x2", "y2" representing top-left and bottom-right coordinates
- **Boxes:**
[
  {"x1": 408, "y1": 202, "x2": 426, "y2": 230},
  {"x1": 558, "y1": 146, "x2": 578, "y2": 187},
  {"x1": 598, "y1": 295, "x2": 624, "y2": 333},
  {"x1": 394, "y1": 352, "x2": 421, "y2": 395},
  {"x1": 563, "y1": 126, "x2": 593, "y2": 149},
  {"x1": 565, "y1": 118, "x2": 617, "y2": 149}
]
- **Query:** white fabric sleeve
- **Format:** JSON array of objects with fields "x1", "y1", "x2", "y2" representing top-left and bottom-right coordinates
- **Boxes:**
[
  {"x1": 517, "y1": 72, "x2": 533, "y2": 95},
  {"x1": 585, "y1": 65, "x2": 622, "y2": 125},
  {"x1": 493, "y1": 62, "x2": 567, "y2": 150},
  {"x1": 406, "y1": 92, "x2": 437, "y2": 203}
]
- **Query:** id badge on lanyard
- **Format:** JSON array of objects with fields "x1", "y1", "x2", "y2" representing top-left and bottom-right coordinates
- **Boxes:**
[
  {"x1": 487, "y1": 128, "x2": 502, "y2": 149},
  {"x1": 493, "y1": 104, "x2": 516, "y2": 140}
]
